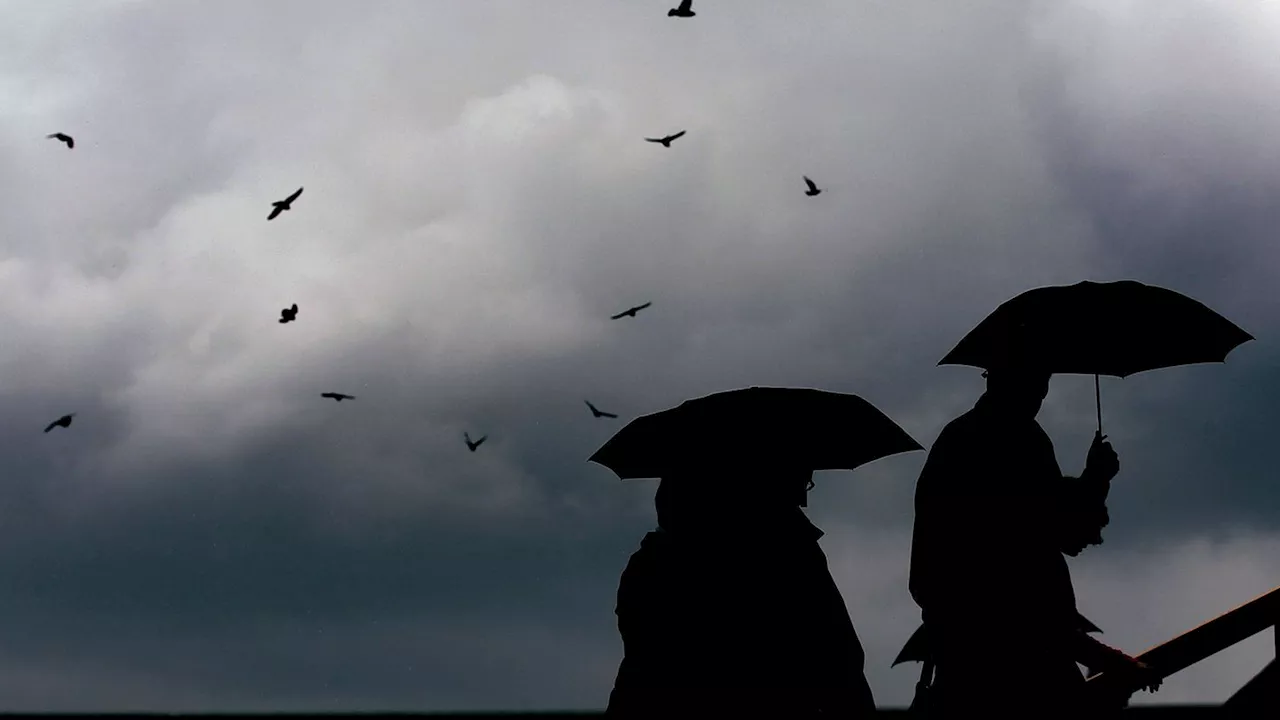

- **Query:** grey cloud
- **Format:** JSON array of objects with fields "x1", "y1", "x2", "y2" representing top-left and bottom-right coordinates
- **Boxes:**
[{"x1": 0, "y1": 0, "x2": 1276, "y2": 711}]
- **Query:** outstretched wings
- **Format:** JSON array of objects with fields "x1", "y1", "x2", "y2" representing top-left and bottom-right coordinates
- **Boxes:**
[{"x1": 611, "y1": 302, "x2": 651, "y2": 319}]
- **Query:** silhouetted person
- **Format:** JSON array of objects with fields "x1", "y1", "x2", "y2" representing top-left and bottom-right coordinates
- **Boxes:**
[
  {"x1": 611, "y1": 302, "x2": 651, "y2": 320},
  {"x1": 47, "y1": 133, "x2": 74, "y2": 149},
  {"x1": 464, "y1": 432, "x2": 487, "y2": 452},
  {"x1": 607, "y1": 463, "x2": 876, "y2": 718},
  {"x1": 668, "y1": 0, "x2": 695, "y2": 18},
  {"x1": 644, "y1": 131, "x2": 685, "y2": 148},
  {"x1": 321, "y1": 392, "x2": 354, "y2": 401},
  {"x1": 585, "y1": 400, "x2": 618, "y2": 419},
  {"x1": 44, "y1": 413, "x2": 75, "y2": 432},
  {"x1": 268, "y1": 187, "x2": 303, "y2": 220},
  {"x1": 279, "y1": 304, "x2": 298, "y2": 323},
  {"x1": 908, "y1": 360, "x2": 1159, "y2": 715},
  {"x1": 804, "y1": 176, "x2": 822, "y2": 196}
]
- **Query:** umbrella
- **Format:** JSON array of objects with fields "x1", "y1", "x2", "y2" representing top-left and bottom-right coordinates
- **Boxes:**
[
  {"x1": 938, "y1": 280, "x2": 1253, "y2": 433},
  {"x1": 891, "y1": 612, "x2": 1103, "y2": 667},
  {"x1": 587, "y1": 386, "x2": 922, "y2": 480}
]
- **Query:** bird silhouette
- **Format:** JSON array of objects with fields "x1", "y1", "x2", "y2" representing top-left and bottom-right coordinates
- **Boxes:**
[
  {"x1": 585, "y1": 400, "x2": 618, "y2": 419},
  {"x1": 267, "y1": 187, "x2": 304, "y2": 220},
  {"x1": 804, "y1": 176, "x2": 822, "y2": 196},
  {"x1": 464, "y1": 432, "x2": 488, "y2": 452},
  {"x1": 611, "y1": 302, "x2": 652, "y2": 320},
  {"x1": 321, "y1": 392, "x2": 355, "y2": 401},
  {"x1": 44, "y1": 413, "x2": 75, "y2": 433},
  {"x1": 668, "y1": 0, "x2": 695, "y2": 18},
  {"x1": 47, "y1": 133, "x2": 74, "y2": 149},
  {"x1": 645, "y1": 131, "x2": 686, "y2": 148},
  {"x1": 279, "y1": 304, "x2": 298, "y2": 323}
]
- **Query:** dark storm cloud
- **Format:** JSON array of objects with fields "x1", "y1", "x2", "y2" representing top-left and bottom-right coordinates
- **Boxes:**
[{"x1": 0, "y1": 0, "x2": 1277, "y2": 711}]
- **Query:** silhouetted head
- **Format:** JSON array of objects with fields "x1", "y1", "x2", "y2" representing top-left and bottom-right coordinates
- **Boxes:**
[
  {"x1": 655, "y1": 463, "x2": 813, "y2": 534},
  {"x1": 982, "y1": 364, "x2": 1051, "y2": 418}
]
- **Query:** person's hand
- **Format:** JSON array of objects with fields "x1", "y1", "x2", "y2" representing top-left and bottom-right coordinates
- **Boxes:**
[
  {"x1": 1112, "y1": 653, "x2": 1162, "y2": 694},
  {"x1": 1085, "y1": 431, "x2": 1119, "y2": 483}
]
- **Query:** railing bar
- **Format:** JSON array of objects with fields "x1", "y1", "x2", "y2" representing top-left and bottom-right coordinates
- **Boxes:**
[{"x1": 1088, "y1": 585, "x2": 1280, "y2": 688}]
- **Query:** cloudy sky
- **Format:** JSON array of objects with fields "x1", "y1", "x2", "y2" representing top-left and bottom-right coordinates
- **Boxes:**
[{"x1": 1, "y1": 0, "x2": 1278, "y2": 712}]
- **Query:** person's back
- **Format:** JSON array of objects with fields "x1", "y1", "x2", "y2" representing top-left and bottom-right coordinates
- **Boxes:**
[{"x1": 607, "y1": 470, "x2": 875, "y2": 717}]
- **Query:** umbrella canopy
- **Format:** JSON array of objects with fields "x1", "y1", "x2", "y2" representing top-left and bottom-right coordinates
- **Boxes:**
[
  {"x1": 938, "y1": 280, "x2": 1253, "y2": 432},
  {"x1": 588, "y1": 386, "x2": 922, "y2": 481},
  {"x1": 891, "y1": 612, "x2": 1103, "y2": 666},
  {"x1": 939, "y1": 280, "x2": 1252, "y2": 377}
]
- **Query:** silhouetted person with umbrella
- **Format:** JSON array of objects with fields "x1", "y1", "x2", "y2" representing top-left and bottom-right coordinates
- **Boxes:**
[
  {"x1": 607, "y1": 464, "x2": 875, "y2": 718},
  {"x1": 907, "y1": 280, "x2": 1251, "y2": 714},
  {"x1": 908, "y1": 349, "x2": 1159, "y2": 715},
  {"x1": 593, "y1": 386, "x2": 922, "y2": 718}
]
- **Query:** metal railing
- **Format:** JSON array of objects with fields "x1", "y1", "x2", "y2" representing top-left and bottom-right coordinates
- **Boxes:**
[{"x1": 1087, "y1": 583, "x2": 1279, "y2": 711}]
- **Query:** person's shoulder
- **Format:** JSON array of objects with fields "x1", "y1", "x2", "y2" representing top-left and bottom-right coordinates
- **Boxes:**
[{"x1": 931, "y1": 407, "x2": 984, "y2": 448}]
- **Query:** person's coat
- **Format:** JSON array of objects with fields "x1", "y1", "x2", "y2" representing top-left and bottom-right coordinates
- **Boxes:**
[{"x1": 608, "y1": 504, "x2": 876, "y2": 717}]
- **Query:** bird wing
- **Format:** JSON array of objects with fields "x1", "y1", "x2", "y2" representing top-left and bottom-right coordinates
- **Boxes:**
[
  {"x1": 585, "y1": 400, "x2": 598, "y2": 412},
  {"x1": 633, "y1": 302, "x2": 652, "y2": 312},
  {"x1": 267, "y1": 206, "x2": 283, "y2": 220},
  {"x1": 66, "y1": 136, "x2": 74, "y2": 148},
  {"x1": 667, "y1": 130, "x2": 686, "y2": 141},
  {"x1": 610, "y1": 310, "x2": 628, "y2": 319},
  {"x1": 602, "y1": 411, "x2": 618, "y2": 418},
  {"x1": 679, "y1": 0, "x2": 693, "y2": 11},
  {"x1": 285, "y1": 187, "x2": 304, "y2": 203},
  {"x1": 342, "y1": 394, "x2": 354, "y2": 400},
  {"x1": 804, "y1": 176, "x2": 817, "y2": 191},
  {"x1": 290, "y1": 304, "x2": 298, "y2": 312},
  {"x1": 475, "y1": 435, "x2": 487, "y2": 445},
  {"x1": 322, "y1": 393, "x2": 337, "y2": 399},
  {"x1": 644, "y1": 137, "x2": 664, "y2": 143},
  {"x1": 43, "y1": 421, "x2": 57, "y2": 433}
]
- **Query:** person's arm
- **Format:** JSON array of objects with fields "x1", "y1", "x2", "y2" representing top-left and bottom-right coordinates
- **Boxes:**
[
  {"x1": 1072, "y1": 632, "x2": 1163, "y2": 694},
  {"x1": 1054, "y1": 474, "x2": 1110, "y2": 552},
  {"x1": 1073, "y1": 631, "x2": 1130, "y2": 672}
]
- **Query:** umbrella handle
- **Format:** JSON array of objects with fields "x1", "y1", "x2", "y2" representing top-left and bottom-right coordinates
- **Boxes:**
[{"x1": 1095, "y1": 374, "x2": 1102, "y2": 436}]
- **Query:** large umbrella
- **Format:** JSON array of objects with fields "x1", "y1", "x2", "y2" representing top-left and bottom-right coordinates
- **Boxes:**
[
  {"x1": 588, "y1": 386, "x2": 922, "y2": 480},
  {"x1": 938, "y1": 280, "x2": 1253, "y2": 433}
]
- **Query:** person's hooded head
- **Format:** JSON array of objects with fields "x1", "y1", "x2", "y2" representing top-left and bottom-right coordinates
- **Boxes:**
[{"x1": 654, "y1": 458, "x2": 814, "y2": 534}]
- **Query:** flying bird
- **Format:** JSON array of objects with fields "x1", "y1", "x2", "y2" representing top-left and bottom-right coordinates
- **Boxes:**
[
  {"x1": 279, "y1": 303, "x2": 298, "y2": 323},
  {"x1": 321, "y1": 392, "x2": 355, "y2": 402},
  {"x1": 267, "y1": 187, "x2": 304, "y2": 220},
  {"x1": 585, "y1": 400, "x2": 618, "y2": 419},
  {"x1": 645, "y1": 131, "x2": 686, "y2": 148},
  {"x1": 464, "y1": 432, "x2": 487, "y2": 452},
  {"x1": 47, "y1": 133, "x2": 74, "y2": 149},
  {"x1": 44, "y1": 413, "x2": 75, "y2": 433},
  {"x1": 804, "y1": 176, "x2": 822, "y2": 196},
  {"x1": 611, "y1": 302, "x2": 652, "y2": 320},
  {"x1": 668, "y1": 0, "x2": 695, "y2": 18}
]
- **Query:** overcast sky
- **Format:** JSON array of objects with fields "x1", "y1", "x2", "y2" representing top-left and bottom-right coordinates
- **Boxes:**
[{"x1": 1, "y1": 0, "x2": 1278, "y2": 712}]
